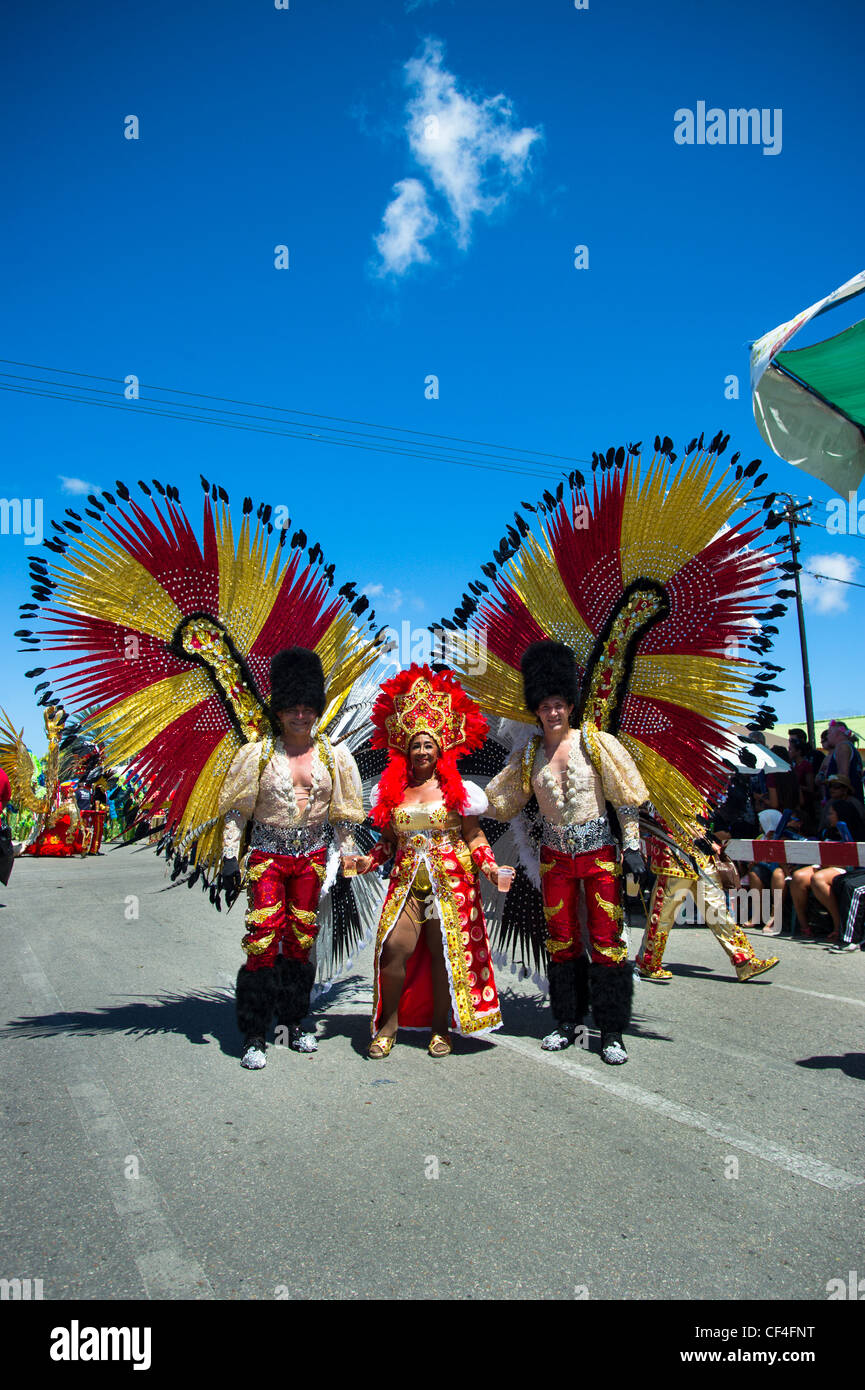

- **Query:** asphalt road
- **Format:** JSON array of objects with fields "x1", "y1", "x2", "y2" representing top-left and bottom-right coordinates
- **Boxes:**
[{"x1": 1, "y1": 843, "x2": 863, "y2": 1302}]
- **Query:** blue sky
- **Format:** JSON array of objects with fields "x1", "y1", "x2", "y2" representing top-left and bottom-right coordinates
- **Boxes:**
[{"x1": 2, "y1": 0, "x2": 864, "y2": 747}]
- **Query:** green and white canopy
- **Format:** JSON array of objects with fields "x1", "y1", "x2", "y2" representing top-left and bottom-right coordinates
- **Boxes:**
[{"x1": 751, "y1": 270, "x2": 865, "y2": 496}]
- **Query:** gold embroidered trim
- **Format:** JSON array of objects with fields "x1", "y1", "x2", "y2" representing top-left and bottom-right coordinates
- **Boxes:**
[
  {"x1": 246, "y1": 902, "x2": 280, "y2": 925},
  {"x1": 595, "y1": 856, "x2": 621, "y2": 876},
  {"x1": 315, "y1": 732, "x2": 335, "y2": 781},
  {"x1": 176, "y1": 615, "x2": 270, "y2": 743},
  {"x1": 545, "y1": 936, "x2": 572, "y2": 954},
  {"x1": 292, "y1": 906, "x2": 317, "y2": 926},
  {"x1": 521, "y1": 735, "x2": 542, "y2": 795},
  {"x1": 594, "y1": 942, "x2": 628, "y2": 963},
  {"x1": 594, "y1": 892, "x2": 623, "y2": 924},
  {"x1": 582, "y1": 588, "x2": 666, "y2": 731},
  {"x1": 242, "y1": 931, "x2": 276, "y2": 956},
  {"x1": 372, "y1": 835, "x2": 500, "y2": 1036},
  {"x1": 543, "y1": 897, "x2": 564, "y2": 921},
  {"x1": 245, "y1": 858, "x2": 273, "y2": 884}
]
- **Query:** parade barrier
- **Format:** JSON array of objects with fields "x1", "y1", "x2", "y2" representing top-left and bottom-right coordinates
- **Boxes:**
[{"x1": 728, "y1": 839, "x2": 865, "y2": 868}]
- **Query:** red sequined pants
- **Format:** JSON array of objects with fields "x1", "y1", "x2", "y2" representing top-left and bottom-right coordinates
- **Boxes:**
[
  {"x1": 541, "y1": 844, "x2": 627, "y2": 966},
  {"x1": 241, "y1": 848, "x2": 327, "y2": 971}
]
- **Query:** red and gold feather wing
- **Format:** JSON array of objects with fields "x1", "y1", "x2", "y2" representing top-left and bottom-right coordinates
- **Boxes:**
[
  {"x1": 18, "y1": 480, "x2": 381, "y2": 872},
  {"x1": 444, "y1": 435, "x2": 787, "y2": 840}
]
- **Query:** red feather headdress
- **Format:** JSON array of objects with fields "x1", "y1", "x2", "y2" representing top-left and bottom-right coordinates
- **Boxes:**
[{"x1": 369, "y1": 665, "x2": 487, "y2": 828}]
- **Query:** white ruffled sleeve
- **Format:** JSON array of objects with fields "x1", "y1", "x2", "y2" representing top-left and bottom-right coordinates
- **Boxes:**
[{"x1": 461, "y1": 780, "x2": 489, "y2": 817}]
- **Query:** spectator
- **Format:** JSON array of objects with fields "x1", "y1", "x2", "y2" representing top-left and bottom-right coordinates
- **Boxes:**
[
  {"x1": 745, "y1": 808, "x2": 802, "y2": 935},
  {"x1": 764, "y1": 746, "x2": 800, "y2": 814},
  {"x1": 790, "y1": 791, "x2": 865, "y2": 939},
  {"x1": 822, "y1": 777, "x2": 865, "y2": 841},
  {"x1": 788, "y1": 732, "x2": 818, "y2": 834},
  {"x1": 826, "y1": 867, "x2": 865, "y2": 952},
  {"x1": 821, "y1": 722, "x2": 864, "y2": 802},
  {"x1": 716, "y1": 770, "x2": 758, "y2": 838}
]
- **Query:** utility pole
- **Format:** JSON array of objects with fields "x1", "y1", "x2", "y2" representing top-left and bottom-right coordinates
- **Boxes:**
[{"x1": 773, "y1": 492, "x2": 816, "y2": 750}]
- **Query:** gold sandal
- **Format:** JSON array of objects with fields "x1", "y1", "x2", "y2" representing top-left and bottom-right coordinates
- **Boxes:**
[
  {"x1": 368, "y1": 1033, "x2": 395, "y2": 1058},
  {"x1": 428, "y1": 1032, "x2": 452, "y2": 1058}
]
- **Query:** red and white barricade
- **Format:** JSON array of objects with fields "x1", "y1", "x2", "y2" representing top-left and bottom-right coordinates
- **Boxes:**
[{"x1": 728, "y1": 839, "x2": 865, "y2": 868}]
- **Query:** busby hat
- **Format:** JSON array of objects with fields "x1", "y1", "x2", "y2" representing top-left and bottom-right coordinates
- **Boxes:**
[
  {"x1": 269, "y1": 647, "x2": 326, "y2": 717},
  {"x1": 520, "y1": 640, "x2": 579, "y2": 714}
]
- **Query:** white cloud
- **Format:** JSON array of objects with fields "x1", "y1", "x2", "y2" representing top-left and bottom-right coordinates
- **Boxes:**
[
  {"x1": 404, "y1": 38, "x2": 541, "y2": 249},
  {"x1": 58, "y1": 475, "x2": 96, "y2": 495},
  {"x1": 363, "y1": 584, "x2": 405, "y2": 612},
  {"x1": 800, "y1": 552, "x2": 860, "y2": 614},
  {"x1": 374, "y1": 178, "x2": 438, "y2": 276},
  {"x1": 362, "y1": 585, "x2": 426, "y2": 615},
  {"x1": 372, "y1": 38, "x2": 541, "y2": 275},
  {"x1": 405, "y1": 0, "x2": 441, "y2": 11}
]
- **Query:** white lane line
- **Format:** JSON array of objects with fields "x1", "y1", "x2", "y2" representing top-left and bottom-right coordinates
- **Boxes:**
[
  {"x1": 488, "y1": 1032, "x2": 865, "y2": 1193},
  {"x1": 770, "y1": 982, "x2": 865, "y2": 1008},
  {"x1": 19, "y1": 951, "x2": 214, "y2": 1300}
]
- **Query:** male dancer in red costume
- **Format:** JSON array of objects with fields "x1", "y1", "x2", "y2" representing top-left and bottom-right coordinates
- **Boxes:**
[
  {"x1": 219, "y1": 648, "x2": 364, "y2": 1069},
  {"x1": 486, "y1": 642, "x2": 649, "y2": 1064}
]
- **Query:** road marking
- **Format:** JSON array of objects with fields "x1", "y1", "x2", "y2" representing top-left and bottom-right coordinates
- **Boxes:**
[
  {"x1": 488, "y1": 1032, "x2": 865, "y2": 1193},
  {"x1": 770, "y1": 982, "x2": 865, "y2": 1008},
  {"x1": 20, "y1": 949, "x2": 215, "y2": 1300}
]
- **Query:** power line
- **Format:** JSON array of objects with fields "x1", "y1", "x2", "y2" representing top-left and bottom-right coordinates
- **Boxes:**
[
  {"x1": 0, "y1": 378, "x2": 569, "y2": 483},
  {"x1": 802, "y1": 516, "x2": 865, "y2": 543},
  {"x1": 0, "y1": 357, "x2": 591, "y2": 480},
  {"x1": 803, "y1": 569, "x2": 865, "y2": 590}
]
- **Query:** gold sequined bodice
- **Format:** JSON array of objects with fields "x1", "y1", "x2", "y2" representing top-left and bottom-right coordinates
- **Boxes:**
[
  {"x1": 391, "y1": 800, "x2": 468, "y2": 892},
  {"x1": 391, "y1": 801, "x2": 461, "y2": 835}
]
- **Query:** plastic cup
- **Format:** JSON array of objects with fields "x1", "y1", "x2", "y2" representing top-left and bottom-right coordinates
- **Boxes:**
[{"x1": 497, "y1": 867, "x2": 515, "y2": 893}]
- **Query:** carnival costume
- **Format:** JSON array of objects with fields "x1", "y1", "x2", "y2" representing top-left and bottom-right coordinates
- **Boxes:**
[
  {"x1": 484, "y1": 642, "x2": 647, "y2": 1062},
  {"x1": 0, "y1": 706, "x2": 86, "y2": 857},
  {"x1": 17, "y1": 477, "x2": 385, "y2": 1066},
  {"x1": 441, "y1": 433, "x2": 788, "y2": 1060},
  {"x1": 637, "y1": 824, "x2": 779, "y2": 984},
  {"x1": 360, "y1": 665, "x2": 503, "y2": 1051},
  {"x1": 219, "y1": 646, "x2": 365, "y2": 1065}
]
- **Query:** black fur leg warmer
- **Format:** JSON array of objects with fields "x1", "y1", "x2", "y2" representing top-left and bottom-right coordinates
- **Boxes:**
[
  {"x1": 235, "y1": 965, "x2": 277, "y2": 1041},
  {"x1": 574, "y1": 952, "x2": 589, "y2": 1022},
  {"x1": 589, "y1": 961, "x2": 633, "y2": 1034},
  {"x1": 548, "y1": 958, "x2": 580, "y2": 1026},
  {"x1": 275, "y1": 957, "x2": 316, "y2": 1026}
]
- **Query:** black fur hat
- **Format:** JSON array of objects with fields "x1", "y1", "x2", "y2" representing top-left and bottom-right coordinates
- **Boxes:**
[
  {"x1": 269, "y1": 647, "x2": 326, "y2": 717},
  {"x1": 520, "y1": 640, "x2": 579, "y2": 714}
]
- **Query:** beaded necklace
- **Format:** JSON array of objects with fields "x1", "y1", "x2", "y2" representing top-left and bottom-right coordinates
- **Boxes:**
[{"x1": 538, "y1": 733, "x2": 580, "y2": 814}]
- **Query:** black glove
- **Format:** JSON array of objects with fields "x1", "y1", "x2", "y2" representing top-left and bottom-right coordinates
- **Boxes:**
[
  {"x1": 221, "y1": 856, "x2": 241, "y2": 897},
  {"x1": 622, "y1": 848, "x2": 646, "y2": 881}
]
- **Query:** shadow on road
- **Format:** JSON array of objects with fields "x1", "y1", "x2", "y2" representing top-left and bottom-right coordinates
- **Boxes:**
[
  {"x1": 796, "y1": 1052, "x2": 865, "y2": 1082},
  {"x1": 1, "y1": 989, "x2": 239, "y2": 1054},
  {"x1": 659, "y1": 961, "x2": 773, "y2": 985}
]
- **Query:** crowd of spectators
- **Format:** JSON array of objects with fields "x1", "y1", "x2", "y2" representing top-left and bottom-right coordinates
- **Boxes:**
[{"x1": 712, "y1": 720, "x2": 865, "y2": 952}]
